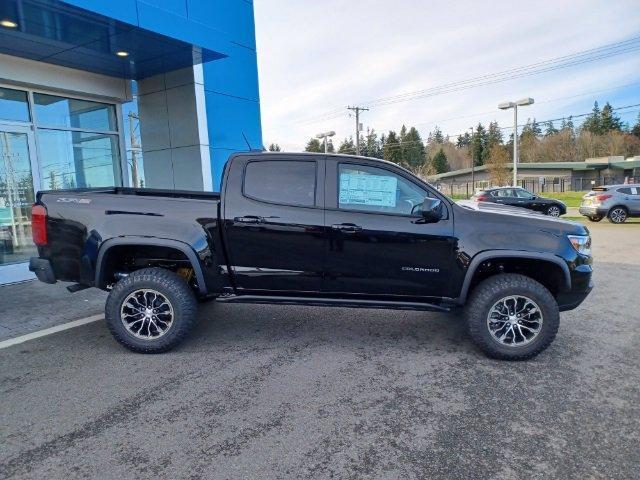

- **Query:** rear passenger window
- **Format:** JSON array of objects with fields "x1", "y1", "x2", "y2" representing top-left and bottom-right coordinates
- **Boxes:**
[
  {"x1": 244, "y1": 161, "x2": 316, "y2": 207},
  {"x1": 618, "y1": 188, "x2": 632, "y2": 195}
]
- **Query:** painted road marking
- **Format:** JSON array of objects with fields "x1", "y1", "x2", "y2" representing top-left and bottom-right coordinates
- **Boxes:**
[{"x1": 0, "y1": 314, "x2": 104, "y2": 350}]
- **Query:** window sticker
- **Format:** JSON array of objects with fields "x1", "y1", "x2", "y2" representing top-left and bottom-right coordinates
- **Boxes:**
[{"x1": 339, "y1": 172, "x2": 398, "y2": 207}]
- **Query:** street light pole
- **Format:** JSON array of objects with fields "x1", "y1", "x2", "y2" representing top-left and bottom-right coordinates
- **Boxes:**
[
  {"x1": 498, "y1": 97, "x2": 534, "y2": 187},
  {"x1": 316, "y1": 131, "x2": 336, "y2": 154}
]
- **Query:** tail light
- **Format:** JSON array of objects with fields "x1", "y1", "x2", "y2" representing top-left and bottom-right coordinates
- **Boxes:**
[
  {"x1": 474, "y1": 195, "x2": 488, "y2": 202},
  {"x1": 595, "y1": 194, "x2": 612, "y2": 202},
  {"x1": 31, "y1": 204, "x2": 48, "y2": 246}
]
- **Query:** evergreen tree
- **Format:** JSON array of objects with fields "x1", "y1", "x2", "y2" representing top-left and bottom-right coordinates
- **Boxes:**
[
  {"x1": 268, "y1": 143, "x2": 281, "y2": 151},
  {"x1": 582, "y1": 101, "x2": 602, "y2": 134},
  {"x1": 531, "y1": 119, "x2": 542, "y2": 137},
  {"x1": 544, "y1": 121, "x2": 558, "y2": 137},
  {"x1": 632, "y1": 112, "x2": 640, "y2": 139},
  {"x1": 325, "y1": 138, "x2": 335, "y2": 153},
  {"x1": 471, "y1": 123, "x2": 488, "y2": 167},
  {"x1": 428, "y1": 125, "x2": 445, "y2": 144},
  {"x1": 400, "y1": 126, "x2": 425, "y2": 168},
  {"x1": 338, "y1": 137, "x2": 355, "y2": 154},
  {"x1": 362, "y1": 129, "x2": 382, "y2": 158},
  {"x1": 600, "y1": 102, "x2": 624, "y2": 132},
  {"x1": 430, "y1": 148, "x2": 449, "y2": 173},
  {"x1": 382, "y1": 131, "x2": 402, "y2": 164},
  {"x1": 566, "y1": 116, "x2": 575, "y2": 133},
  {"x1": 487, "y1": 121, "x2": 503, "y2": 147},
  {"x1": 304, "y1": 138, "x2": 323, "y2": 153},
  {"x1": 48, "y1": 171, "x2": 59, "y2": 190},
  {"x1": 456, "y1": 132, "x2": 471, "y2": 148}
]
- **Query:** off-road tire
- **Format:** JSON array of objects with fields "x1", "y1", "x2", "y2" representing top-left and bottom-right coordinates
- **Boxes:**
[
  {"x1": 587, "y1": 215, "x2": 603, "y2": 222},
  {"x1": 608, "y1": 206, "x2": 628, "y2": 224},
  {"x1": 465, "y1": 273, "x2": 559, "y2": 360},
  {"x1": 105, "y1": 268, "x2": 198, "y2": 353}
]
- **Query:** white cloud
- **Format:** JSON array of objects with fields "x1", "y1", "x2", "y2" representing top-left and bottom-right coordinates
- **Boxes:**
[{"x1": 254, "y1": 0, "x2": 640, "y2": 150}]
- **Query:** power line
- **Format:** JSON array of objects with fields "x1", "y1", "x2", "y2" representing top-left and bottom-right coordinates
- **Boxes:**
[{"x1": 298, "y1": 36, "x2": 640, "y2": 125}]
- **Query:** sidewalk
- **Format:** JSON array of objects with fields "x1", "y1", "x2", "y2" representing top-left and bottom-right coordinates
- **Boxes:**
[{"x1": 0, "y1": 280, "x2": 106, "y2": 341}]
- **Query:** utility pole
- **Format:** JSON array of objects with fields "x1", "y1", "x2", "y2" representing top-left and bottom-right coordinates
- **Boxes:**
[
  {"x1": 347, "y1": 106, "x2": 369, "y2": 155},
  {"x1": 128, "y1": 111, "x2": 140, "y2": 187},
  {"x1": 469, "y1": 127, "x2": 475, "y2": 193}
]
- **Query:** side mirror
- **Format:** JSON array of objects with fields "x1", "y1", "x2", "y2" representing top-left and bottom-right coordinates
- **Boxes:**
[{"x1": 420, "y1": 197, "x2": 443, "y2": 222}]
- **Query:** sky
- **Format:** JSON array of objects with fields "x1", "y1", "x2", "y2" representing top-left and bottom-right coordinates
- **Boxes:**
[{"x1": 253, "y1": 0, "x2": 640, "y2": 151}]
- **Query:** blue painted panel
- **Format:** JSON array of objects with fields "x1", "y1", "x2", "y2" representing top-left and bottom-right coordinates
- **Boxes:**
[
  {"x1": 204, "y1": 90, "x2": 262, "y2": 151},
  {"x1": 202, "y1": 43, "x2": 259, "y2": 101},
  {"x1": 136, "y1": 0, "x2": 232, "y2": 55},
  {"x1": 138, "y1": 0, "x2": 187, "y2": 17},
  {"x1": 61, "y1": 0, "x2": 139, "y2": 26},
  {"x1": 187, "y1": 0, "x2": 256, "y2": 50},
  {"x1": 210, "y1": 147, "x2": 236, "y2": 191}
]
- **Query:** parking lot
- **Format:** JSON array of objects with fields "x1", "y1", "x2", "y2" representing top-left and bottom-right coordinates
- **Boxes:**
[{"x1": 1, "y1": 221, "x2": 639, "y2": 479}]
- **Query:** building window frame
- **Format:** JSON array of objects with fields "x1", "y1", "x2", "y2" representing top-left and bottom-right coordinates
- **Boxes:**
[{"x1": 0, "y1": 82, "x2": 126, "y2": 190}]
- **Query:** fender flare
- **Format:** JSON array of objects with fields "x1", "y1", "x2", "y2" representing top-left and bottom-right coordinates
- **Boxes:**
[
  {"x1": 95, "y1": 237, "x2": 208, "y2": 295},
  {"x1": 455, "y1": 250, "x2": 571, "y2": 304}
]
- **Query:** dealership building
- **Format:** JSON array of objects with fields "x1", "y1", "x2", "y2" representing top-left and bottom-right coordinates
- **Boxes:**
[{"x1": 0, "y1": 0, "x2": 262, "y2": 284}]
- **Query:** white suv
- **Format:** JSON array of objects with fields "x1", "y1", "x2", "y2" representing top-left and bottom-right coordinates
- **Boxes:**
[{"x1": 579, "y1": 184, "x2": 640, "y2": 223}]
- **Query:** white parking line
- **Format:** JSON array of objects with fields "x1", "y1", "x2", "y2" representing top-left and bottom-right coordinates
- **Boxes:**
[{"x1": 0, "y1": 314, "x2": 104, "y2": 350}]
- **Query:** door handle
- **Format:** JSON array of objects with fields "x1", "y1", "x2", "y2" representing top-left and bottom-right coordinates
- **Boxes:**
[
  {"x1": 331, "y1": 223, "x2": 362, "y2": 233},
  {"x1": 234, "y1": 215, "x2": 264, "y2": 224}
]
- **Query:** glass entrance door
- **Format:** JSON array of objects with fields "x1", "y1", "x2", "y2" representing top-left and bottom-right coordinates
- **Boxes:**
[{"x1": 0, "y1": 126, "x2": 38, "y2": 284}]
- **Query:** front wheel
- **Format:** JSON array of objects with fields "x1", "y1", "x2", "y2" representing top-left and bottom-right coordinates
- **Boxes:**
[
  {"x1": 105, "y1": 268, "x2": 198, "y2": 353},
  {"x1": 546, "y1": 205, "x2": 562, "y2": 217},
  {"x1": 465, "y1": 274, "x2": 559, "y2": 360}
]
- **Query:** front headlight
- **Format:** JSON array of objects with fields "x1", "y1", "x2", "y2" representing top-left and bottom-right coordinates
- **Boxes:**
[{"x1": 568, "y1": 235, "x2": 591, "y2": 256}]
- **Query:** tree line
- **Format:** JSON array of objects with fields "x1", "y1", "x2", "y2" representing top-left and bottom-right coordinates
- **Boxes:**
[{"x1": 288, "y1": 101, "x2": 640, "y2": 183}]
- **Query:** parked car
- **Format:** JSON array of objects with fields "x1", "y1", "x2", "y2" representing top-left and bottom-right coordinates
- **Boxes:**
[
  {"x1": 579, "y1": 184, "x2": 640, "y2": 223},
  {"x1": 29, "y1": 152, "x2": 593, "y2": 360},
  {"x1": 471, "y1": 187, "x2": 566, "y2": 217}
]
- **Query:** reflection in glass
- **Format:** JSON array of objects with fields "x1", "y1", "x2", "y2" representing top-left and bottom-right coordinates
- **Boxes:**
[
  {"x1": 0, "y1": 87, "x2": 30, "y2": 122},
  {"x1": 37, "y1": 129, "x2": 121, "y2": 190},
  {"x1": 33, "y1": 93, "x2": 116, "y2": 131},
  {"x1": 0, "y1": 131, "x2": 36, "y2": 266}
]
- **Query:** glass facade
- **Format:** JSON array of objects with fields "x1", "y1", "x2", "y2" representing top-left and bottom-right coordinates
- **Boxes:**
[
  {"x1": 0, "y1": 131, "x2": 36, "y2": 267},
  {"x1": 0, "y1": 86, "x2": 123, "y2": 280}
]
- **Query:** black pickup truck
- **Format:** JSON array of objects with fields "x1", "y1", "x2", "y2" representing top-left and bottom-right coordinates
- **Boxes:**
[{"x1": 29, "y1": 152, "x2": 593, "y2": 360}]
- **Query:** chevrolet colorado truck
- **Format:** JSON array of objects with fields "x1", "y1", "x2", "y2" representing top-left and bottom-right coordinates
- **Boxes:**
[{"x1": 29, "y1": 152, "x2": 593, "y2": 360}]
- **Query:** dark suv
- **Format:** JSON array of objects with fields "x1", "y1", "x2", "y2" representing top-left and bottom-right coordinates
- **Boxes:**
[{"x1": 472, "y1": 187, "x2": 566, "y2": 217}]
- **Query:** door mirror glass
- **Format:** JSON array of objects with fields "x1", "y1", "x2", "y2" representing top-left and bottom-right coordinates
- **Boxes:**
[{"x1": 420, "y1": 197, "x2": 443, "y2": 222}]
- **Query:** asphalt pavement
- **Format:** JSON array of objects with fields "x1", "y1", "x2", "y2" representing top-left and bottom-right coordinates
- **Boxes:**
[{"x1": 1, "y1": 221, "x2": 639, "y2": 479}]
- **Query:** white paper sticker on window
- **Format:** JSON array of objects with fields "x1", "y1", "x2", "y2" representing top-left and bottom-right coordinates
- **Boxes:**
[{"x1": 339, "y1": 173, "x2": 397, "y2": 207}]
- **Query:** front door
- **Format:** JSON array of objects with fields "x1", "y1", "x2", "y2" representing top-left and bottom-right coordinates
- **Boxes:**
[
  {"x1": 323, "y1": 160, "x2": 454, "y2": 299},
  {"x1": 222, "y1": 155, "x2": 326, "y2": 294},
  {"x1": 0, "y1": 126, "x2": 39, "y2": 284}
]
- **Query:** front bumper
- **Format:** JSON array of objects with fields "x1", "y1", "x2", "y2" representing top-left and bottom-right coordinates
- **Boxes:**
[
  {"x1": 29, "y1": 257, "x2": 56, "y2": 284},
  {"x1": 557, "y1": 263, "x2": 593, "y2": 311}
]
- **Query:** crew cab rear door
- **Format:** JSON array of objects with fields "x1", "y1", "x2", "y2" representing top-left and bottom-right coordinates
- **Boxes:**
[
  {"x1": 323, "y1": 158, "x2": 454, "y2": 299},
  {"x1": 221, "y1": 155, "x2": 326, "y2": 293}
]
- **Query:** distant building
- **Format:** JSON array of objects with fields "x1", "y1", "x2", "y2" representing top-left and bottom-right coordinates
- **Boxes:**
[{"x1": 429, "y1": 157, "x2": 640, "y2": 195}]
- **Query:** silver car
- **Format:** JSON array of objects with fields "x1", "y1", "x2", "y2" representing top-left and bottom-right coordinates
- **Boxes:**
[{"x1": 579, "y1": 184, "x2": 640, "y2": 223}]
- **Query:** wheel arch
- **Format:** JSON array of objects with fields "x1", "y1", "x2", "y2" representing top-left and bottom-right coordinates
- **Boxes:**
[
  {"x1": 95, "y1": 237, "x2": 208, "y2": 295},
  {"x1": 455, "y1": 250, "x2": 571, "y2": 305}
]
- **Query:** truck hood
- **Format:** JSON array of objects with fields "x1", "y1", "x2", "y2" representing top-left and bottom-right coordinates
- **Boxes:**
[{"x1": 455, "y1": 200, "x2": 587, "y2": 235}]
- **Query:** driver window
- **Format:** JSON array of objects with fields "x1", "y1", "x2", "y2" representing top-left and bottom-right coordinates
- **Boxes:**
[
  {"x1": 338, "y1": 163, "x2": 427, "y2": 215},
  {"x1": 516, "y1": 189, "x2": 534, "y2": 199}
]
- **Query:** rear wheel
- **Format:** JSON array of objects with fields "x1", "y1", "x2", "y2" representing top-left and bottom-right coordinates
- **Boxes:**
[
  {"x1": 546, "y1": 205, "x2": 561, "y2": 217},
  {"x1": 465, "y1": 274, "x2": 559, "y2": 360},
  {"x1": 608, "y1": 207, "x2": 628, "y2": 224},
  {"x1": 105, "y1": 268, "x2": 198, "y2": 353},
  {"x1": 587, "y1": 215, "x2": 603, "y2": 222}
]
